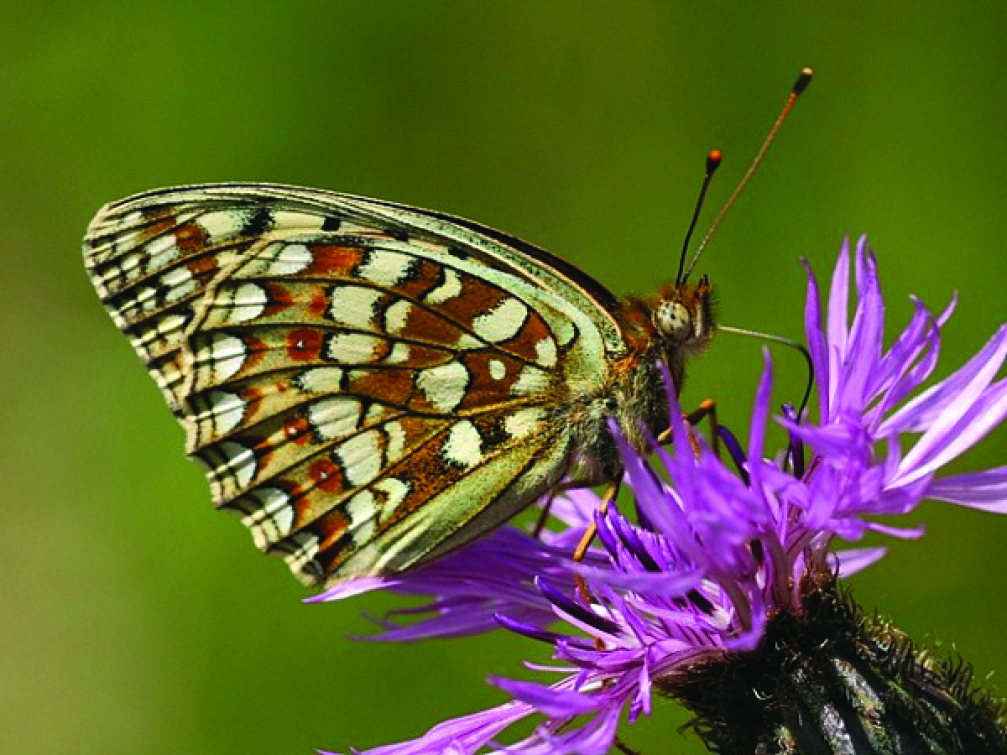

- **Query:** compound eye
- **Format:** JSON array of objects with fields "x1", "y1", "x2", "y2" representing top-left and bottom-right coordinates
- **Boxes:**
[{"x1": 655, "y1": 300, "x2": 693, "y2": 341}]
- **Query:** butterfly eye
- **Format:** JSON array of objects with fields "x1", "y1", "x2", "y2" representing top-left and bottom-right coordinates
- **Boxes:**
[{"x1": 655, "y1": 299, "x2": 694, "y2": 342}]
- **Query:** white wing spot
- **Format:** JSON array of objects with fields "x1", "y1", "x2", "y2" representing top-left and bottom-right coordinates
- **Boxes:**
[
  {"x1": 385, "y1": 421, "x2": 406, "y2": 461},
  {"x1": 504, "y1": 407, "x2": 546, "y2": 439},
  {"x1": 121, "y1": 251, "x2": 143, "y2": 272},
  {"x1": 357, "y1": 250, "x2": 414, "y2": 287},
  {"x1": 337, "y1": 430, "x2": 383, "y2": 488},
  {"x1": 224, "y1": 282, "x2": 267, "y2": 323},
  {"x1": 271, "y1": 211, "x2": 325, "y2": 230},
  {"x1": 456, "y1": 333, "x2": 482, "y2": 350},
  {"x1": 108, "y1": 212, "x2": 144, "y2": 261},
  {"x1": 443, "y1": 420, "x2": 483, "y2": 469},
  {"x1": 198, "y1": 210, "x2": 248, "y2": 240},
  {"x1": 144, "y1": 235, "x2": 180, "y2": 272},
  {"x1": 489, "y1": 359, "x2": 506, "y2": 381},
  {"x1": 206, "y1": 333, "x2": 247, "y2": 383},
  {"x1": 417, "y1": 362, "x2": 469, "y2": 412},
  {"x1": 535, "y1": 337, "x2": 558, "y2": 367},
  {"x1": 513, "y1": 365, "x2": 549, "y2": 396},
  {"x1": 327, "y1": 333, "x2": 383, "y2": 363},
  {"x1": 424, "y1": 268, "x2": 463, "y2": 304},
  {"x1": 345, "y1": 490, "x2": 376, "y2": 542},
  {"x1": 329, "y1": 287, "x2": 383, "y2": 330},
  {"x1": 217, "y1": 441, "x2": 258, "y2": 489},
  {"x1": 161, "y1": 267, "x2": 198, "y2": 304},
  {"x1": 263, "y1": 243, "x2": 312, "y2": 276},
  {"x1": 365, "y1": 403, "x2": 393, "y2": 424},
  {"x1": 241, "y1": 487, "x2": 294, "y2": 548},
  {"x1": 308, "y1": 397, "x2": 362, "y2": 441},
  {"x1": 374, "y1": 478, "x2": 410, "y2": 518},
  {"x1": 552, "y1": 319, "x2": 577, "y2": 347},
  {"x1": 133, "y1": 285, "x2": 158, "y2": 314},
  {"x1": 472, "y1": 297, "x2": 528, "y2": 343},
  {"x1": 383, "y1": 300, "x2": 413, "y2": 334},
  {"x1": 202, "y1": 390, "x2": 246, "y2": 435},
  {"x1": 386, "y1": 342, "x2": 411, "y2": 364},
  {"x1": 298, "y1": 366, "x2": 344, "y2": 393},
  {"x1": 115, "y1": 253, "x2": 145, "y2": 288}
]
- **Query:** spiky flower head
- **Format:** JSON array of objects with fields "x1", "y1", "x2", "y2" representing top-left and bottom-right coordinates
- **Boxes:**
[{"x1": 326, "y1": 238, "x2": 1007, "y2": 754}]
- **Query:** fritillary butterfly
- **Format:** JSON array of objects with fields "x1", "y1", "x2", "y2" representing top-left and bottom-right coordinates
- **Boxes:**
[{"x1": 83, "y1": 184, "x2": 713, "y2": 586}]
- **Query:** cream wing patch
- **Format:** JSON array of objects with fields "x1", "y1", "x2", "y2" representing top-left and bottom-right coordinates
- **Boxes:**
[
  {"x1": 383, "y1": 300, "x2": 413, "y2": 335},
  {"x1": 195, "y1": 390, "x2": 246, "y2": 436},
  {"x1": 472, "y1": 297, "x2": 528, "y2": 343},
  {"x1": 240, "y1": 487, "x2": 295, "y2": 548},
  {"x1": 443, "y1": 420, "x2": 483, "y2": 469},
  {"x1": 297, "y1": 366, "x2": 345, "y2": 394},
  {"x1": 327, "y1": 333, "x2": 385, "y2": 363},
  {"x1": 197, "y1": 209, "x2": 251, "y2": 240},
  {"x1": 344, "y1": 491, "x2": 377, "y2": 542},
  {"x1": 329, "y1": 286, "x2": 384, "y2": 330},
  {"x1": 258, "y1": 242, "x2": 313, "y2": 276},
  {"x1": 337, "y1": 430, "x2": 384, "y2": 488},
  {"x1": 373, "y1": 478, "x2": 410, "y2": 518},
  {"x1": 424, "y1": 268, "x2": 463, "y2": 304},
  {"x1": 308, "y1": 397, "x2": 362, "y2": 441},
  {"x1": 197, "y1": 333, "x2": 248, "y2": 384},
  {"x1": 357, "y1": 250, "x2": 414, "y2": 287},
  {"x1": 417, "y1": 362, "x2": 470, "y2": 412},
  {"x1": 503, "y1": 407, "x2": 546, "y2": 439},
  {"x1": 215, "y1": 282, "x2": 268, "y2": 324}
]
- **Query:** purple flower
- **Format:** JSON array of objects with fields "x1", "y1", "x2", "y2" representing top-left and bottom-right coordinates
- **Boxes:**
[
  {"x1": 309, "y1": 491, "x2": 604, "y2": 641},
  {"x1": 332, "y1": 239, "x2": 1007, "y2": 755},
  {"x1": 788, "y1": 237, "x2": 1007, "y2": 549}
]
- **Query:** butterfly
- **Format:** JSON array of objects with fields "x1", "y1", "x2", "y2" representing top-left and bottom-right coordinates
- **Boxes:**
[{"x1": 83, "y1": 184, "x2": 714, "y2": 587}]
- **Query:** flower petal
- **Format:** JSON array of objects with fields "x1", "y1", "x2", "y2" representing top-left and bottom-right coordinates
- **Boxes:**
[
  {"x1": 834, "y1": 547, "x2": 888, "y2": 577},
  {"x1": 926, "y1": 467, "x2": 1007, "y2": 512},
  {"x1": 827, "y1": 238, "x2": 852, "y2": 400},
  {"x1": 895, "y1": 377, "x2": 1007, "y2": 486},
  {"x1": 349, "y1": 698, "x2": 534, "y2": 754},
  {"x1": 490, "y1": 677, "x2": 601, "y2": 718},
  {"x1": 880, "y1": 324, "x2": 1007, "y2": 436}
]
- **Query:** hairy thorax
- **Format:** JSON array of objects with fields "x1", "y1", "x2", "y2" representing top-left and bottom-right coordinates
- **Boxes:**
[{"x1": 563, "y1": 276, "x2": 716, "y2": 484}]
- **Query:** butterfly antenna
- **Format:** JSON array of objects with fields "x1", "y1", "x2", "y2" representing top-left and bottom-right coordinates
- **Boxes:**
[
  {"x1": 681, "y1": 67, "x2": 813, "y2": 284},
  {"x1": 676, "y1": 150, "x2": 723, "y2": 288},
  {"x1": 719, "y1": 324, "x2": 815, "y2": 422}
]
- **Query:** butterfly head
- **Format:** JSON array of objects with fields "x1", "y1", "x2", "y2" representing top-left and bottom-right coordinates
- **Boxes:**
[{"x1": 653, "y1": 274, "x2": 715, "y2": 358}]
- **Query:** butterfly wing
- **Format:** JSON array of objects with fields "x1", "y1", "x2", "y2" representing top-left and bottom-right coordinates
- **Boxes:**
[{"x1": 84, "y1": 184, "x2": 629, "y2": 586}]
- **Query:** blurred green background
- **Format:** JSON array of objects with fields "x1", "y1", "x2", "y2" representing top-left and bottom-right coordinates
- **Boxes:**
[{"x1": 3, "y1": 2, "x2": 1007, "y2": 753}]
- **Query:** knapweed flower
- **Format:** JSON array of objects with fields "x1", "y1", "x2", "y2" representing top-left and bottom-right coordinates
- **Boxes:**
[{"x1": 330, "y1": 238, "x2": 1007, "y2": 754}]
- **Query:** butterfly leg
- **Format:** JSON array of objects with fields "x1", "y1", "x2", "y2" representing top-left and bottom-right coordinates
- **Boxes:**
[
  {"x1": 571, "y1": 479, "x2": 621, "y2": 562},
  {"x1": 657, "y1": 398, "x2": 721, "y2": 458},
  {"x1": 531, "y1": 480, "x2": 597, "y2": 539},
  {"x1": 531, "y1": 493, "x2": 556, "y2": 539},
  {"x1": 570, "y1": 480, "x2": 620, "y2": 633}
]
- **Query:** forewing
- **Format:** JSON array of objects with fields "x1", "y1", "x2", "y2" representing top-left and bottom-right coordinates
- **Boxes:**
[{"x1": 83, "y1": 184, "x2": 622, "y2": 585}]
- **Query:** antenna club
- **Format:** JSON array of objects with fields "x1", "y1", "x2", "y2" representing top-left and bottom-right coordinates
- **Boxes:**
[
  {"x1": 793, "y1": 67, "x2": 814, "y2": 96},
  {"x1": 682, "y1": 69, "x2": 810, "y2": 284},
  {"x1": 677, "y1": 149, "x2": 722, "y2": 287}
]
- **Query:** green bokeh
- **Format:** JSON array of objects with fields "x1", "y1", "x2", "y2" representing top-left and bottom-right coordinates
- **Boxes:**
[{"x1": 3, "y1": 3, "x2": 1007, "y2": 753}]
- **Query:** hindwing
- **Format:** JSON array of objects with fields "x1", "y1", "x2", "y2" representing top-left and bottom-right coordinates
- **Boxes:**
[{"x1": 83, "y1": 184, "x2": 627, "y2": 585}]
